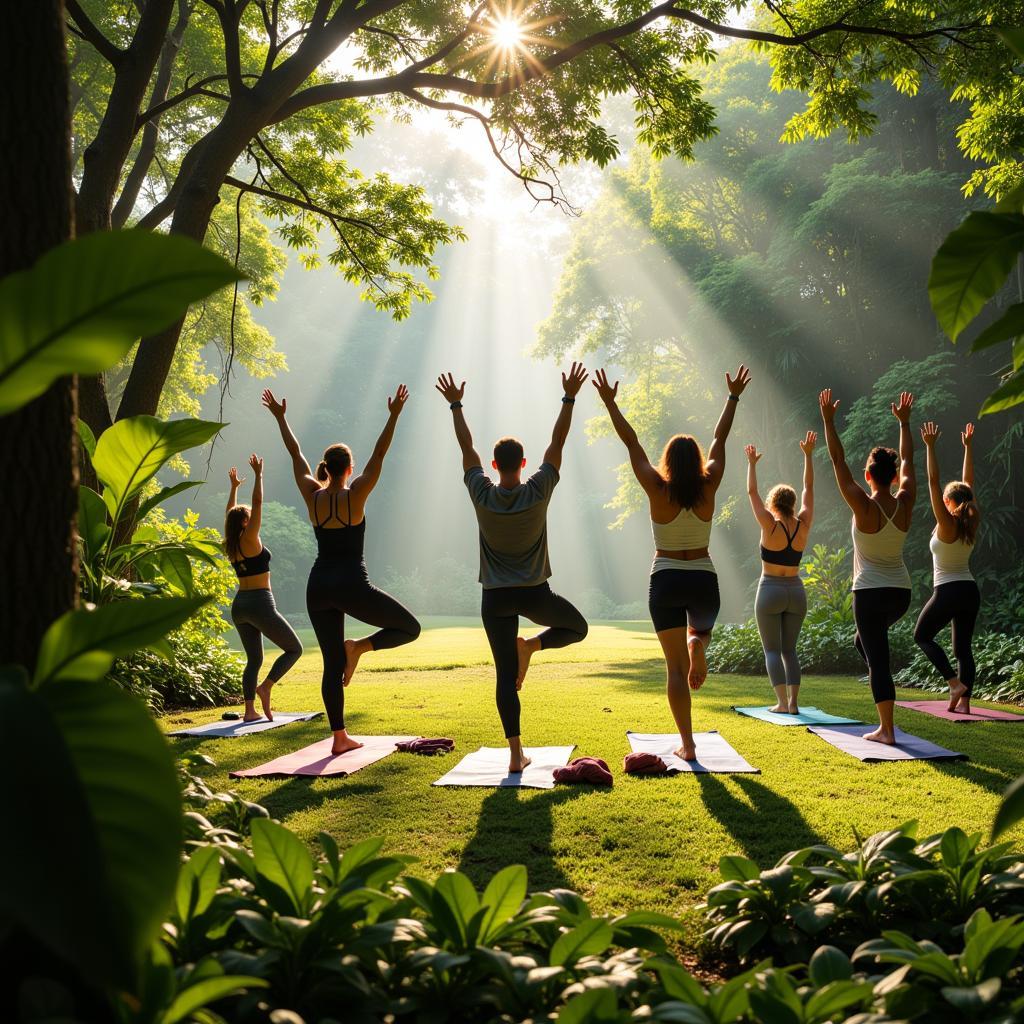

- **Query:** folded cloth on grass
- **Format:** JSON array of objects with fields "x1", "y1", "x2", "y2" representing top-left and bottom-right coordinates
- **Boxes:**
[
  {"x1": 623, "y1": 752, "x2": 669, "y2": 775},
  {"x1": 395, "y1": 737, "x2": 455, "y2": 755},
  {"x1": 626, "y1": 731, "x2": 759, "y2": 774},
  {"x1": 553, "y1": 756, "x2": 613, "y2": 786}
]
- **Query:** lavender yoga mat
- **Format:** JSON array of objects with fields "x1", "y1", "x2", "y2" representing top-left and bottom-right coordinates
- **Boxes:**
[
  {"x1": 896, "y1": 700, "x2": 1024, "y2": 724},
  {"x1": 808, "y1": 724, "x2": 967, "y2": 762},
  {"x1": 229, "y1": 735, "x2": 416, "y2": 777},
  {"x1": 169, "y1": 712, "x2": 322, "y2": 738},
  {"x1": 627, "y1": 731, "x2": 759, "y2": 774}
]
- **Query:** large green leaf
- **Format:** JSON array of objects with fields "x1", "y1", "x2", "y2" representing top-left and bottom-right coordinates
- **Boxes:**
[
  {"x1": 928, "y1": 212, "x2": 1024, "y2": 342},
  {"x1": 163, "y1": 975, "x2": 269, "y2": 1024},
  {"x1": 478, "y1": 864, "x2": 528, "y2": 942},
  {"x1": 250, "y1": 819, "x2": 314, "y2": 916},
  {"x1": 34, "y1": 596, "x2": 208, "y2": 687},
  {"x1": 0, "y1": 231, "x2": 240, "y2": 415},
  {"x1": 970, "y1": 302, "x2": 1024, "y2": 353},
  {"x1": 979, "y1": 367, "x2": 1024, "y2": 417},
  {"x1": 991, "y1": 774, "x2": 1024, "y2": 841},
  {"x1": 0, "y1": 668, "x2": 181, "y2": 988},
  {"x1": 137, "y1": 480, "x2": 202, "y2": 521},
  {"x1": 78, "y1": 486, "x2": 110, "y2": 564},
  {"x1": 92, "y1": 416, "x2": 225, "y2": 515},
  {"x1": 550, "y1": 919, "x2": 614, "y2": 966}
]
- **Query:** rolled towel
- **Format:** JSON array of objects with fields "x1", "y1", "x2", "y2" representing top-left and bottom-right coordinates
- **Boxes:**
[
  {"x1": 623, "y1": 751, "x2": 669, "y2": 775},
  {"x1": 395, "y1": 737, "x2": 455, "y2": 755},
  {"x1": 553, "y1": 756, "x2": 613, "y2": 787}
]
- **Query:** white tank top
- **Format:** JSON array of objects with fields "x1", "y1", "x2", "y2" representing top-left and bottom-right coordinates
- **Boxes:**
[
  {"x1": 851, "y1": 503, "x2": 910, "y2": 591},
  {"x1": 930, "y1": 530, "x2": 974, "y2": 586},
  {"x1": 651, "y1": 507, "x2": 715, "y2": 575}
]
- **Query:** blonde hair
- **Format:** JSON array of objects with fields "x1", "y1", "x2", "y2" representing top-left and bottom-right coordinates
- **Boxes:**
[
  {"x1": 767, "y1": 484, "x2": 797, "y2": 518},
  {"x1": 944, "y1": 481, "x2": 979, "y2": 544}
]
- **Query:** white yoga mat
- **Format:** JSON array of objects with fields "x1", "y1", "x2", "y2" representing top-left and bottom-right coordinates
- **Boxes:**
[
  {"x1": 168, "y1": 711, "x2": 322, "y2": 738},
  {"x1": 807, "y1": 724, "x2": 967, "y2": 762},
  {"x1": 432, "y1": 746, "x2": 575, "y2": 789},
  {"x1": 627, "y1": 731, "x2": 759, "y2": 774}
]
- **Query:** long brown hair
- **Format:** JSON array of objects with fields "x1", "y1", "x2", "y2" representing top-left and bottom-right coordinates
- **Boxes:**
[
  {"x1": 316, "y1": 443, "x2": 352, "y2": 482},
  {"x1": 944, "y1": 481, "x2": 979, "y2": 544},
  {"x1": 224, "y1": 505, "x2": 250, "y2": 560},
  {"x1": 659, "y1": 434, "x2": 709, "y2": 509}
]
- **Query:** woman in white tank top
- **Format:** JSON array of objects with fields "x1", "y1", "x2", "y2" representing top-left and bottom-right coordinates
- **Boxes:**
[
  {"x1": 819, "y1": 388, "x2": 916, "y2": 746},
  {"x1": 915, "y1": 421, "x2": 981, "y2": 713},
  {"x1": 595, "y1": 364, "x2": 751, "y2": 761}
]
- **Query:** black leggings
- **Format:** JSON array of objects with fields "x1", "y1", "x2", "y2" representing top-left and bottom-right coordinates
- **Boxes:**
[
  {"x1": 231, "y1": 588, "x2": 303, "y2": 701},
  {"x1": 914, "y1": 580, "x2": 980, "y2": 695},
  {"x1": 481, "y1": 582, "x2": 588, "y2": 738},
  {"x1": 853, "y1": 587, "x2": 911, "y2": 704},
  {"x1": 307, "y1": 562, "x2": 420, "y2": 731}
]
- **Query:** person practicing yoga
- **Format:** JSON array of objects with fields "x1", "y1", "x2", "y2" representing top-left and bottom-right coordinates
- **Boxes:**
[
  {"x1": 916, "y1": 421, "x2": 981, "y2": 713},
  {"x1": 744, "y1": 431, "x2": 817, "y2": 714},
  {"x1": 262, "y1": 385, "x2": 421, "y2": 755},
  {"x1": 594, "y1": 364, "x2": 752, "y2": 761},
  {"x1": 225, "y1": 454, "x2": 303, "y2": 721},
  {"x1": 436, "y1": 365, "x2": 589, "y2": 774},
  {"x1": 819, "y1": 388, "x2": 915, "y2": 745}
]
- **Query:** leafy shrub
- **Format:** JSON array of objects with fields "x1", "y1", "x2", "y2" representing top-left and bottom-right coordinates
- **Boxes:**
[
  {"x1": 802, "y1": 544, "x2": 854, "y2": 626},
  {"x1": 981, "y1": 572, "x2": 1024, "y2": 635},
  {"x1": 896, "y1": 630, "x2": 1024, "y2": 705}
]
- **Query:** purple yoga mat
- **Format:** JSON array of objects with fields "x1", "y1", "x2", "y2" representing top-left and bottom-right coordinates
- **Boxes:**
[
  {"x1": 230, "y1": 735, "x2": 417, "y2": 778},
  {"x1": 896, "y1": 700, "x2": 1024, "y2": 724},
  {"x1": 808, "y1": 724, "x2": 966, "y2": 762}
]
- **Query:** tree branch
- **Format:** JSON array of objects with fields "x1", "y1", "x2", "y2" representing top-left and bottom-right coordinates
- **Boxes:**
[
  {"x1": 137, "y1": 73, "x2": 251, "y2": 127},
  {"x1": 66, "y1": 0, "x2": 125, "y2": 65}
]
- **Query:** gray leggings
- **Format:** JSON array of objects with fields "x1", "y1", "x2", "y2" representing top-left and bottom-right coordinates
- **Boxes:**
[
  {"x1": 754, "y1": 575, "x2": 807, "y2": 688},
  {"x1": 231, "y1": 588, "x2": 303, "y2": 701}
]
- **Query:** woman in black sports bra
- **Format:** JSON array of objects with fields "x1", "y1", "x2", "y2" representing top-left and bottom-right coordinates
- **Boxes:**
[
  {"x1": 263, "y1": 385, "x2": 420, "y2": 755},
  {"x1": 744, "y1": 432, "x2": 816, "y2": 714}
]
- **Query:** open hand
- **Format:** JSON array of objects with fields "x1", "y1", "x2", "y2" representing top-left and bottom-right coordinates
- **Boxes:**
[
  {"x1": 592, "y1": 368, "x2": 619, "y2": 404},
  {"x1": 248, "y1": 453, "x2": 263, "y2": 475},
  {"x1": 744, "y1": 444, "x2": 762, "y2": 465},
  {"x1": 819, "y1": 389, "x2": 839, "y2": 423},
  {"x1": 961, "y1": 422, "x2": 974, "y2": 447},
  {"x1": 435, "y1": 372, "x2": 465, "y2": 404},
  {"x1": 920, "y1": 421, "x2": 940, "y2": 446},
  {"x1": 228, "y1": 466, "x2": 245, "y2": 487},
  {"x1": 726, "y1": 364, "x2": 751, "y2": 397},
  {"x1": 388, "y1": 384, "x2": 409, "y2": 415},
  {"x1": 892, "y1": 391, "x2": 914, "y2": 423},
  {"x1": 562, "y1": 361, "x2": 589, "y2": 397},
  {"x1": 800, "y1": 430, "x2": 817, "y2": 455},
  {"x1": 261, "y1": 389, "x2": 286, "y2": 418}
]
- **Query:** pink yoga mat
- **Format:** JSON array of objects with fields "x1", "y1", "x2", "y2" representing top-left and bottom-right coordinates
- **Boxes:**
[
  {"x1": 896, "y1": 700, "x2": 1024, "y2": 724},
  {"x1": 229, "y1": 735, "x2": 417, "y2": 778}
]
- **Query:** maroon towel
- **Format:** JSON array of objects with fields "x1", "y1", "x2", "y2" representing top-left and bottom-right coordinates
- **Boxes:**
[
  {"x1": 553, "y1": 756, "x2": 613, "y2": 787},
  {"x1": 623, "y1": 751, "x2": 669, "y2": 775},
  {"x1": 395, "y1": 737, "x2": 455, "y2": 755}
]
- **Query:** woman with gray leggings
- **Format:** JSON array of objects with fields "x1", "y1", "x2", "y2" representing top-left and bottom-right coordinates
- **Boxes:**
[
  {"x1": 225, "y1": 454, "x2": 303, "y2": 721},
  {"x1": 744, "y1": 432, "x2": 816, "y2": 713}
]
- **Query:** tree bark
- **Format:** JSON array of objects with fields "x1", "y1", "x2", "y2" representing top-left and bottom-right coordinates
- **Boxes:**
[{"x1": 0, "y1": 1, "x2": 76, "y2": 669}]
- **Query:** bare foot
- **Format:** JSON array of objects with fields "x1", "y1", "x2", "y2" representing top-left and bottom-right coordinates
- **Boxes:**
[
  {"x1": 509, "y1": 754, "x2": 532, "y2": 773},
  {"x1": 343, "y1": 639, "x2": 366, "y2": 687},
  {"x1": 769, "y1": 704, "x2": 788, "y2": 713},
  {"x1": 516, "y1": 637, "x2": 537, "y2": 691},
  {"x1": 331, "y1": 735, "x2": 364, "y2": 756},
  {"x1": 687, "y1": 637, "x2": 707, "y2": 690},
  {"x1": 954, "y1": 699, "x2": 971, "y2": 715},
  {"x1": 947, "y1": 679, "x2": 967, "y2": 712},
  {"x1": 864, "y1": 727, "x2": 896, "y2": 745},
  {"x1": 242, "y1": 702, "x2": 263, "y2": 722},
  {"x1": 255, "y1": 681, "x2": 274, "y2": 720},
  {"x1": 675, "y1": 741, "x2": 697, "y2": 761},
  {"x1": 788, "y1": 705, "x2": 800, "y2": 715}
]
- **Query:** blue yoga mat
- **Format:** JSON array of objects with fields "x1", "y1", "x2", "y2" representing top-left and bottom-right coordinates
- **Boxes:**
[{"x1": 733, "y1": 706, "x2": 862, "y2": 727}]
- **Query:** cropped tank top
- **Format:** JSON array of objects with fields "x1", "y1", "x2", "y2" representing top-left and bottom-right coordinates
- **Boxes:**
[
  {"x1": 930, "y1": 530, "x2": 974, "y2": 586},
  {"x1": 760, "y1": 519, "x2": 803, "y2": 567},
  {"x1": 852, "y1": 502, "x2": 910, "y2": 591},
  {"x1": 312, "y1": 488, "x2": 365, "y2": 563},
  {"x1": 651, "y1": 507, "x2": 715, "y2": 575},
  {"x1": 231, "y1": 545, "x2": 271, "y2": 578}
]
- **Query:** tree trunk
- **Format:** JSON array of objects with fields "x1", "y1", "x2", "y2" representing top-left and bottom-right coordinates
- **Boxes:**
[{"x1": 0, "y1": 1, "x2": 75, "y2": 670}]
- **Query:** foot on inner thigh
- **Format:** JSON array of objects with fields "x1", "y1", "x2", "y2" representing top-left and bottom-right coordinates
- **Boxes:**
[
  {"x1": 516, "y1": 637, "x2": 540, "y2": 691},
  {"x1": 343, "y1": 638, "x2": 371, "y2": 686},
  {"x1": 947, "y1": 678, "x2": 967, "y2": 712},
  {"x1": 255, "y1": 680, "x2": 274, "y2": 720},
  {"x1": 687, "y1": 633, "x2": 708, "y2": 690},
  {"x1": 863, "y1": 726, "x2": 896, "y2": 745},
  {"x1": 331, "y1": 729, "x2": 364, "y2": 756}
]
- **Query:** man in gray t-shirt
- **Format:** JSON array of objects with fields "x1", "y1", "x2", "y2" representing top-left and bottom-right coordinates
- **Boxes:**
[{"x1": 436, "y1": 365, "x2": 590, "y2": 774}]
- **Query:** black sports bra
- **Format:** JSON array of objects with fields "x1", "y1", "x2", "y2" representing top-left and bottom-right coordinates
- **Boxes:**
[
  {"x1": 312, "y1": 489, "x2": 365, "y2": 562},
  {"x1": 760, "y1": 519, "x2": 803, "y2": 567},
  {"x1": 232, "y1": 545, "x2": 271, "y2": 578}
]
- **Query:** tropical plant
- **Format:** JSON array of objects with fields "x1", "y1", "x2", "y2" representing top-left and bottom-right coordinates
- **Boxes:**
[
  {"x1": 802, "y1": 545, "x2": 854, "y2": 626},
  {"x1": 896, "y1": 631, "x2": 1024, "y2": 706}
]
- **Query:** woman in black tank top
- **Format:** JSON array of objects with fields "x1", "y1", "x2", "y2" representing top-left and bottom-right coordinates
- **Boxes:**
[{"x1": 263, "y1": 386, "x2": 420, "y2": 756}]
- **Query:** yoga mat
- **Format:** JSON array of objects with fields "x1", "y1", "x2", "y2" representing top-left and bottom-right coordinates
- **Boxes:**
[
  {"x1": 229, "y1": 735, "x2": 416, "y2": 777},
  {"x1": 626, "y1": 732, "x2": 759, "y2": 774},
  {"x1": 432, "y1": 746, "x2": 575, "y2": 789},
  {"x1": 896, "y1": 700, "x2": 1024, "y2": 724},
  {"x1": 169, "y1": 712, "x2": 322, "y2": 738},
  {"x1": 733, "y1": 706, "x2": 861, "y2": 727},
  {"x1": 808, "y1": 724, "x2": 967, "y2": 762}
]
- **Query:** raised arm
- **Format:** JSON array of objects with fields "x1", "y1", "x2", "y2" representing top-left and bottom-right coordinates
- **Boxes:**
[
  {"x1": 246, "y1": 453, "x2": 264, "y2": 538},
  {"x1": 920, "y1": 421, "x2": 954, "y2": 536},
  {"x1": 351, "y1": 385, "x2": 408, "y2": 498},
  {"x1": 435, "y1": 373, "x2": 482, "y2": 472},
  {"x1": 961, "y1": 422, "x2": 975, "y2": 489},
  {"x1": 892, "y1": 391, "x2": 916, "y2": 507},
  {"x1": 261, "y1": 389, "x2": 318, "y2": 500},
  {"x1": 542, "y1": 362, "x2": 589, "y2": 472},
  {"x1": 819, "y1": 389, "x2": 870, "y2": 515},
  {"x1": 798, "y1": 430, "x2": 817, "y2": 525},
  {"x1": 592, "y1": 369, "x2": 663, "y2": 497},
  {"x1": 226, "y1": 465, "x2": 244, "y2": 515},
  {"x1": 744, "y1": 445, "x2": 776, "y2": 531},
  {"x1": 705, "y1": 365, "x2": 751, "y2": 487}
]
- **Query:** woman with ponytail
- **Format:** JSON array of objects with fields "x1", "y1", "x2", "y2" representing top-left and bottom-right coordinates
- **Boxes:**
[
  {"x1": 225, "y1": 454, "x2": 303, "y2": 721},
  {"x1": 915, "y1": 422, "x2": 981, "y2": 712},
  {"x1": 262, "y1": 386, "x2": 420, "y2": 755}
]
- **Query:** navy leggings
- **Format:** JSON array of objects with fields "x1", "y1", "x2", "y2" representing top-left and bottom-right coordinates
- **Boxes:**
[
  {"x1": 914, "y1": 581, "x2": 980, "y2": 695},
  {"x1": 853, "y1": 587, "x2": 911, "y2": 704},
  {"x1": 307, "y1": 561, "x2": 420, "y2": 731},
  {"x1": 481, "y1": 583, "x2": 588, "y2": 738}
]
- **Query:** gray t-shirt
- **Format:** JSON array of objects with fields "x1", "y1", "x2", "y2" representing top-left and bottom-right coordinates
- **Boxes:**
[{"x1": 464, "y1": 462, "x2": 559, "y2": 589}]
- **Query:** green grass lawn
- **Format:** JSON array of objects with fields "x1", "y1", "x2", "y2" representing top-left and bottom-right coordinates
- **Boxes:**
[{"x1": 168, "y1": 621, "x2": 1024, "y2": 948}]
